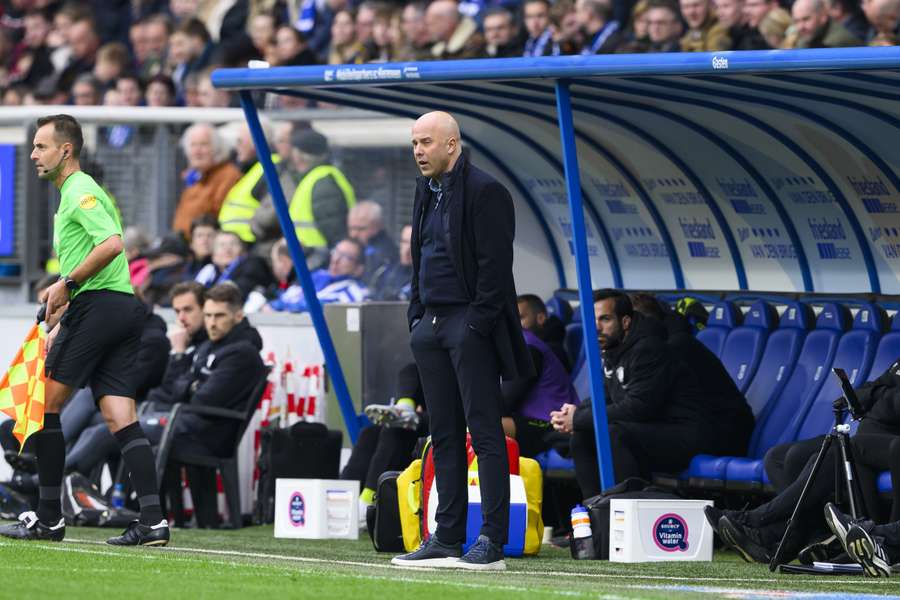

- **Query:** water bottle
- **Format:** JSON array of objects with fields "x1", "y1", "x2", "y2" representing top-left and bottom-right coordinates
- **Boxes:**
[
  {"x1": 570, "y1": 504, "x2": 596, "y2": 560},
  {"x1": 111, "y1": 483, "x2": 125, "y2": 510}
]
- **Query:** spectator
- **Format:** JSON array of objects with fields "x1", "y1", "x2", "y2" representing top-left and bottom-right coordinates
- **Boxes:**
[
  {"x1": 759, "y1": 7, "x2": 793, "y2": 47},
  {"x1": 145, "y1": 73, "x2": 176, "y2": 107},
  {"x1": 828, "y1": 0, "x2": 871, "y2": 40},
  {"x1": 327, "y1": 9, "x2": 365, "y2": 64},
  {"x1": 715, "y1": 0, "x2": 765, "y2": 49},
  {"x1": 863, "y1": 0, "x2": 900, "y2": 44},
  {"x1": 517, "y1": 294, "x2": 570, "y2": 371},
  {"x1": 218, "y1": 119, "x2": 277, "y2": 245},
  {"x1": 58, "y1": 15, "x2": 101, "y2": 91},
  {"x1": 251, "y1": 126, "x2": 356, "y2": 269},
  {"x1": 71, "y1": 73, "x2": 102, "y2": 105},
  {"x1": 93, "y1": 42, "x2": 130, "y2": 89},
  {"x1": 483, "y1": 7, "x2": 526, "y2": 57},
  {"x1": 575, "y1": 0, "x2": 624, "y2": 53},
  {"x1": 742, "y1": 0, "x2": 781, "y2": 46},
  {"x1": 168, "y1": 17, "x2": 214, "y2": 103},
  {"x1": 115, "y1": 73, "x2": 143, "y2": 106},
  {"x1": 369, "y1": 224, "x2": 413, "y2": 301},
  {"x1": 197, "y1": 66, "x2": 232, "y2": 107},
  {"x1": 523, "y1": 0, "x2": 561, "y2": 56},
  {"x1": 248, "y1": 12, "x2": 277, "y2": 60},
  {"x1": 397, "y1": 2, "x2": 431, "y2": 60},
  {"x1": 2, "y1": 84, "x2": 27, "y2": 105},
  {"x1": 268, "y1": 238, "x2": 369, "y2": 312},
  {"x1": 425, "y1": 0, "x2": 485, "y2": 60},
  {"x1": 273, "y1": 24, "x2": 317, "y2": 66},
  {"x1": 141, "y1": 215, "x2": 218, "y2": 305},
  {"x1": 300, "y1": 0, "x2": 351, "y2": 60},
  {"x1": 503, "y1": 302, "x2": 580, "y2": 459},
  {"x1": 368, "y1": 3, "x2": 400, "y2": 62},
  {"x1": 9, "y1": 9, "x2": 55, "y2": 88},
  {"x1": 138, "y1": 13, "x2": 172, "y2": 79},
  {"x1": 792, "y1": 0, "x2": 862, "y2": 47},
  {"x1": 551, "y1": 290, "x2": 724, "y2": 499},
  {"x1": 679, "y1": 0, "x2": 731, "y2": 50},
  {"x1": 171, "y1": 122, "x2": 242, "y2": 240},
  {"x1": 195, "y1": 230, "x2": 274, "y2": 300},
  {"x1": 125, "y1": 225, "x2": 152, "y2": 287},
  {"x1": 642, "y1": 1, "x2": 683, "y2": 51},
  {"x1": 347, "y1": 200, "x2": 398, "y2": 283},
  {"x1": 550, "y1": 0, "x2": 585, "y2": 54},
  {"x1": 182, "y1": 69, "x2": 202, "y2": 106},
  {"x1": 163, "y1": 282, "x2": 267, "y2": 527},
  {"x1": 356, "y1": 2, "x2": 378, "y2": 49},
  {"x1": 31, "y1": 77, "x2": 69, "y2": 104}
]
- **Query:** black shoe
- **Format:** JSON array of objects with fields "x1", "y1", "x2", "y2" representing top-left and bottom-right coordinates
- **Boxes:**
[
  {"x1": 4, "y1": 451, "x2": 37, "y2": 475},
  {"x1": 823, "y1": 502, "x2": 874, "y2": 555},
  {"x1": 457, "y1": 534, "x2": 506, "y2": 571},
  {"x1": 391, "y1": 534, "x2": 462, "y2": 567},
  {"x1": 106, "y1": 519, "x2": 170, "y2": 546},
  {"x1": 798, "y1": 535, "x2": 843, "y2": 565},
  {"x1": 718, "y1": 516, "x2": 771, "y2": 564},
  {"x1": 704, "y1": 505, "x2": 724, "y2": 534},
  {"x1": 846, "y1": 525, "x2": 891, "y2": 577},
  {"x1": 0, "y1": 511, "x2": 65, "y2": 541}
]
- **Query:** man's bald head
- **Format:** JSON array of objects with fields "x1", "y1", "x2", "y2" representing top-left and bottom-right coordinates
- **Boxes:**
[
  {"x1": 792, "y1": 0, "x2": 828, "y2": 40},
  {"x1": 411, "y1": 111, "x2": 462, "y2": 179},
  {"x1": 426, "y1": 0, "x2": 462, "y2": 42}
]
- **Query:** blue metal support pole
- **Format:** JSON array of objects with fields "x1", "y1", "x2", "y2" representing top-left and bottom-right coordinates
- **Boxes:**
[
  {"x1": 238, "y1": 91, "x2": 364, "y2": 442},
  {"x1": 554, "y1": 80, "x2": 615, "y2": 491}
]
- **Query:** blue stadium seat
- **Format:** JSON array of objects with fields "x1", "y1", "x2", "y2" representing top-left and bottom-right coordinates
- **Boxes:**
[
  {"x1": 718, "y1": 300, "x2": 778, "y2": 393},
  {"x1": 724, "y1": 303, "x2": 851, "y2": 490},
  {"x1": 696, "y1": 301, "x2": 742, "y2": 357},
  {"x1": 534, "y1": 448, "x2": 576, "y2": 475},
  {"x1": 564, "y1": 322, "x2": 584, "y2": 378},
  {"x1": 868, "y1": 312, "x2": 900, "y2": 381},
  {"x1": 545, "y1": 296, "x2": 574, "y2": 326},
  {"x1": 681, "y1": 301, "x2": 814, "y2": 489},
  {"x1": 788, "y1": 304, "x2": 884, "y2": 443}
]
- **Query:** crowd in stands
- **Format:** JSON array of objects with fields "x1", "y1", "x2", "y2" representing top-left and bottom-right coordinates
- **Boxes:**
[{"x1": 1, "y1": 0, "x2": 898, "y2": 109}]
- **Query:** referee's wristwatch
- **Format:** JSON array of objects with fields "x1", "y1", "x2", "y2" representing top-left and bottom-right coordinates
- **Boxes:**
[{"x1": 62, "y1": 275, "x2": 79, "y2": 293}]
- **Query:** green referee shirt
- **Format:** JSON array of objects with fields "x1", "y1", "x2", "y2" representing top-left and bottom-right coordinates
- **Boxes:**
[{"x1": 53, "y1": 171, "x2": 133, "y2": 297}]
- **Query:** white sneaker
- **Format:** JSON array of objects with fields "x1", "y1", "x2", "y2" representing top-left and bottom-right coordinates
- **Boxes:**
[
  {"x1": 365, "y1": 402, "x2": 419, "y2": 430},
  {"x1": 359, "y1": 499, "x2": 371, "y2": 530}
]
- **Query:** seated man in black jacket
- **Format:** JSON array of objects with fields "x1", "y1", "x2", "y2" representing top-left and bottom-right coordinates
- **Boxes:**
[
  {"x1": 161, "y1": 281, "x2": 267, "y2": 527},
  {"x1": 551, "y1": 289, "x2": 739, "y2": 499},
  {"x1": 710, "y1": 356, "x2": 900, "y2": 564}
]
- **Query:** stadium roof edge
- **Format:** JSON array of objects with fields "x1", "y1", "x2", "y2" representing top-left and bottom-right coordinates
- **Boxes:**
[{"x1": 212, "y1": 47, "x2": 900, "y2": 90}]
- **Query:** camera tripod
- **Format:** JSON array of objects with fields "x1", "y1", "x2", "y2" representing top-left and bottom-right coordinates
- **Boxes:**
[{"x1": 768, "y1": 398, "x2": 865, "y2": 571}]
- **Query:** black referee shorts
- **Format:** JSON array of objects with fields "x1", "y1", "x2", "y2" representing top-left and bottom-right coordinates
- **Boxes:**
[{"x1": 45, "y1": 290, "x2": 145, "y2": 402}]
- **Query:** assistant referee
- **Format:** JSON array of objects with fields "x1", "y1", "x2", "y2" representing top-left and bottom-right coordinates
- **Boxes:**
[{"x1": 0, "y1": 115, "x2": 169, "y2": 546}]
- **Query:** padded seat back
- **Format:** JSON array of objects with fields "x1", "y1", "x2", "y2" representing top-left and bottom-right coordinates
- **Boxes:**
[
  {"x1": 750, "y1": 303, "x2": 849, "y2": 457},
  {"x1": 868, "y1": 313, "x2": 900, "y2": 380},
  {"x1": 696, "y1": 301, "x2": 742, "y2": 357},
  {"x1": 719, "y1": 300, "x2": 778, "y2": 393},
  {"x1": 564, "y1": 322, "x2": 584, "y2": 374},
  {"x1": 744, "y1": 302, "x2": 815, "y2": 456},
  {"x1": 545, "y1": 296, "x2": 574, "y2": 326},
  {"x1": 793, "y1": 304, "x2": 884, "y2": 441}
]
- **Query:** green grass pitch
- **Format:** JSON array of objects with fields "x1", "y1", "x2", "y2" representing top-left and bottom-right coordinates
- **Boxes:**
[{"x1": 3, "y1": 525, "x2": 900, "y2": 599}]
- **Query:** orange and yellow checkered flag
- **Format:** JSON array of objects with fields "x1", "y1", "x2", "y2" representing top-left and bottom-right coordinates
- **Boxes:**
[{"x1": 0, "y1": 324, "x2": 47, "y2": 450}]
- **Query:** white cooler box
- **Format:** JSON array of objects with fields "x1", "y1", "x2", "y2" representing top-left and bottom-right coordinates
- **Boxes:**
[
  {"x1": 274, "y1": 478, "x2": 359, "y2": 540},
  {"x1": 609, "y1": 498, "x2": 713, "y2": 563}
]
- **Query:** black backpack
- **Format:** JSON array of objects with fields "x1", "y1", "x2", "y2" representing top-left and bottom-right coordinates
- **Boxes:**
[
  {"x1": 367, "y1": 470, "x2": 404, "y2": 552},
  {"x1": 254, "y1": 422, "x2": 343, "y2": 524},
  {"x1": 583, "y1": 477, "x2": 681, "y2": 559}
]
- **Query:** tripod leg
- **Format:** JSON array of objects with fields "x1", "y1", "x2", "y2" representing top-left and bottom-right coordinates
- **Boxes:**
[
  {"x1": 837, "y1": 432, "x2": 864, "y2": 519},
  {"x1": 768, "y1": 435, "x2": 834, "y2": 572}
]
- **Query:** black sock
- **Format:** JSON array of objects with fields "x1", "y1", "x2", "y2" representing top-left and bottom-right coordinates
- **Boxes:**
[
  {"x1": 114, "y1": 422, "x2": 163, "y2": 526},
  {"x1": 36, "y1": 413, "x2": 64, "y2": 524}
]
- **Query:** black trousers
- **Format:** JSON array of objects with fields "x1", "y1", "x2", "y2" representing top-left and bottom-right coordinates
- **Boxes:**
[
  {"x1": 411, "y1": 306, "x2": 509, "y2": 544},
  {"x1": 752, "y1": 419, "x2": 900, "y2": 535},
  {"x1": 341, "y1": 425, "x2": 421, "y2": 491},
  {"x1": 570, "y1": 421, "x2": 710, "y2": 499}
]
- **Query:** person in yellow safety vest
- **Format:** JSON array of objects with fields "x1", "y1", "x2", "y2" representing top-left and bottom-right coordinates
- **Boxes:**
[
  {"x1": 218, "y1": 121, "x2": 281, "y2": 244},
  {"x1": 250, "y1": 126, "x2": 356, "y2": 269}
]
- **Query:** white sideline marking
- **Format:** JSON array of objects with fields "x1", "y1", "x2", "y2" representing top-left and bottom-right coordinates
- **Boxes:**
[{"x1": 58, "y1": 538, "x2": 900, "y2": 588}]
